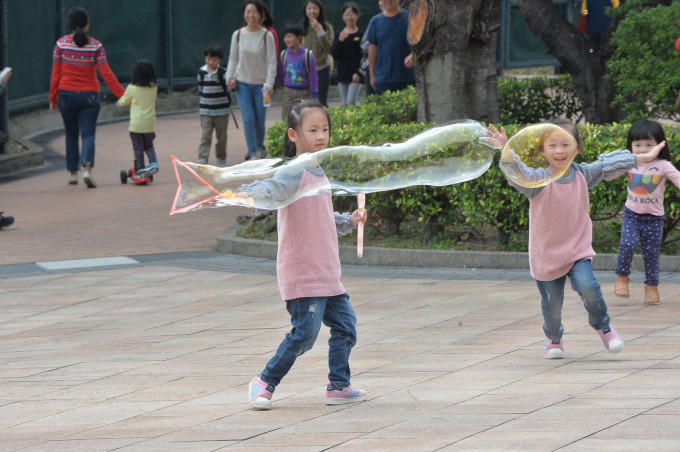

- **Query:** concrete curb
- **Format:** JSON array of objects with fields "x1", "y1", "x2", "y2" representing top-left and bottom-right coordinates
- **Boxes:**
[{"x1": 217, "y1": 223, "x2": 680, "y2": 271}]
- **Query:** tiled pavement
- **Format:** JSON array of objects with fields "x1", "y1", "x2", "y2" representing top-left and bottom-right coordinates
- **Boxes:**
[{"x1": 1, "y1": 105, "x2": 680, "y2": 451}]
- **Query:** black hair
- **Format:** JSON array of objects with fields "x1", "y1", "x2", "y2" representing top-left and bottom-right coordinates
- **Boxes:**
[
  {"x1": 302, "y1": 0, "x2": 328, "y2": 33},
  {"x1": 342, "y1": 1, "x2": 360, "y2": 15},
  {"x1": 67, "y1": 7, "x2": 89, "y2": 47},
  {"x1": 627, "y1": 119, "x2": 671, "y2": 161},
  {"x1": 131, "y1": 60, "x2": 156, "y2": 87},
  {"x1": 260, "y1": 1, "x2": 275, "y2": 28},
  {"x1": 283, "y1": 98, "x2": 331, "y2": 158},
  {"x1": 204, "y1": 43, "x2": 224, "y2": 60},
  {"x1": 242, "y1": 0, "x2": 266, "y2": 22},
  {"x1": 548, "y1": 118, "x2": 582, "y2": 150},
  {"x1": 283, "y1": 23, "x2": 304, "y2": 38}
]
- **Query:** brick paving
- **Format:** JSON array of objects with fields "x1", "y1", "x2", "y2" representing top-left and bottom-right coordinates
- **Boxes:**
[{"x1": 1, "y1": 106, "x2": 680, "y2": 450}]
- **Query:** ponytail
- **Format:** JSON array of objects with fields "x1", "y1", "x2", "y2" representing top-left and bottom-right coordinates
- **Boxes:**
[{"x1": 67, "y1": 7, "x2": 89, "y2": 47}]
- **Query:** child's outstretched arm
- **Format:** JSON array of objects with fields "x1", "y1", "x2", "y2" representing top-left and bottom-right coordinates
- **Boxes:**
[
  {"x1": 579, "y1": 142, "x2": 664, "y2": 189},
  {"x1": 636, "y1": 140, "x2": 666, "y2": 164}
]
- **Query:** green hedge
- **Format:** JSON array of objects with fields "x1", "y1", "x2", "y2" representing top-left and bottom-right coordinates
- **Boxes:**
[{"x1": 263, "y1": 85, "x2": 680, "y2": 253}]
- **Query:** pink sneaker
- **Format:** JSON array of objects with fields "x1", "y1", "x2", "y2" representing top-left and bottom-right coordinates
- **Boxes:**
[
  {"x1": 326, "y1": 382, "x2": 366, "y2": 405},
  {"x1": 597, "y1": 325, "x2": 624, "y2": 353},
  {"x1": 544, "y1": 337, "x2": 564, "y2": 359},
  {"x1": 248, "y1": 376, "x2": 274, "y2": 410}
]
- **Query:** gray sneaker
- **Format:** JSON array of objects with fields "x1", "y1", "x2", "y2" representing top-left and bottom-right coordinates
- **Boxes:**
[
  {"x1": 216, "y1": 158, "x2": 227, "y2": 167},
  {"x1": 197, "y1": 158, "x2": 207, "y2": 164}
]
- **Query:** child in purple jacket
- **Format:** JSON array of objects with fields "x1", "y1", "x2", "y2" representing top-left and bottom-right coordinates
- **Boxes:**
[{"x1": 276, "y1": 23, "x2": 318, "y2": 121}]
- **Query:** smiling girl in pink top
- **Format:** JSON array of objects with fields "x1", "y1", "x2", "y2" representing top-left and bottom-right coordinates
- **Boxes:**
[{"x1": 489, "y1": 120, "x2": 664, "y2": 360}]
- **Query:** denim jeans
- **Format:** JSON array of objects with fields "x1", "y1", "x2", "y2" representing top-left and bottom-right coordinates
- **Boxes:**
[
  {"x1": 260, "y1": 293, "x2": 357, "y2": 389},
  {"x1": 234, "y1": 81, "x2": 266, "y2": 158},
  {"x1": 374, "y1": 81, "x2": 414, "y2": 95},
  {"x1": 536, "y1": 258, "x2": 610, "y2": 342},
  {"x1": 58, "y1": 90, "x2": 101, "y2": 172},
  {"x1": 616, "y1": 207, "x2": 664, "y2": 285}
]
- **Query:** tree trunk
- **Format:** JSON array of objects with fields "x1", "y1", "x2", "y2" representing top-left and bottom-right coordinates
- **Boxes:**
[
  {"x1": 517, "y1": 0, "x2": 621, "y2": 124},
  {"x1": 519, "y1": 0, "x2": 675, "y2": 124},
  {"x1": 411, "y1": 0, "x2": 501, "y2": 124}
]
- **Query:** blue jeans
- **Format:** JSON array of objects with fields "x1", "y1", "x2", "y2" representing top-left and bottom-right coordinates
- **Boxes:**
[
  {"x1": 536, "y1": 258, "x2": 610, "y2": 342},
  {"x1": 234, "y1": 81, "x2": 266, "y2": 158},
  {"x1": 616, "y1": 207, "x2": 664, "y2": 286},
  {"x1": 58, "y1": 90, "x2": 101, "y2": 172},
  {"x1": 260, "y1": 293, "x2": 357, "y2": 389},
  {"x1": 374, "y1": 81, "x2": 414, "y2": 95}
]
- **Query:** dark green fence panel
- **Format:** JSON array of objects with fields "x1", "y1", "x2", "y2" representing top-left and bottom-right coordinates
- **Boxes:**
[
  {"x1": 3, "y1": 0, "x2": 575, "y2": 113},
  {"x1": 7, "y1": 0, "x2": 56, "y2": 103}
]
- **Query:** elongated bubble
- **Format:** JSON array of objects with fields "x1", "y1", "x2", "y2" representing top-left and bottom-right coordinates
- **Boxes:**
[
  {"x1": 499, "y1": 123, "x2": 577, "y2": 188},
  {"x1": 170, "y1": 120, "x2": 497, "y2": 214}
]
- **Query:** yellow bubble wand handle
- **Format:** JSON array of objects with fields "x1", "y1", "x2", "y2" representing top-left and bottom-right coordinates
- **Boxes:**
[{"x1": 357, "y1": 193, "x2": 365, "y2": 258}]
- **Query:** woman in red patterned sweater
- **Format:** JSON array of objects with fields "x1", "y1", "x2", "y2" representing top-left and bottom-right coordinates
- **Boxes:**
[{"x1": 49, "y1": 7, "x2": 124, "y2": 188}]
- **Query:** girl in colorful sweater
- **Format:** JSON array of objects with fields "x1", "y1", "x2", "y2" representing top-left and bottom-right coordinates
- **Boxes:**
[
  {"x1": 49, "y1": 7, "x2": 124, "y2": 188},
  {"x1": 489, "y1": 120, "x2": 663, "y2": 359},
  {"x1": 607, "y1": 120, "x2": 680, "y2": 305},
  {"x1": 242, "y1": 98, "x2": 367, "y2": 410}
]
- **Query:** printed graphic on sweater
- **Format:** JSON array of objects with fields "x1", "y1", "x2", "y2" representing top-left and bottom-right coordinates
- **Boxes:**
[{"x1": 627, "y1": 169, "x2": 663, "y2": 196}]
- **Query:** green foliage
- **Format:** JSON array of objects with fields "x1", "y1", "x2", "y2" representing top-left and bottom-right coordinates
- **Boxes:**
[
  {"x1": 497, "y1": 75, "x2": 582, "y2": 124},
  {"x1": 260, "y1": 86, "x2": 680, "y2": 254},
  {"x1": 607, "y1": 1, "x2": 680, "y2": 121}
]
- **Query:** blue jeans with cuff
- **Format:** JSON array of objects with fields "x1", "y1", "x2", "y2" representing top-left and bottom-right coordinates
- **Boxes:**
[
  {"x1": 260, "y1": 293, "x2": 357, "y2": 389},
  {"x1": 536, "y1": 258, "x2": 611, "y2": 342},
  {"x1": 58, "y1": 90, "x2": 101, "y2": 172}
]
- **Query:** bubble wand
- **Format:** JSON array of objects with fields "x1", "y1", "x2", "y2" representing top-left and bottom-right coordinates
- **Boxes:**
[{"x1": 357, "y1": 193, "x2": 365, "y2": 257}]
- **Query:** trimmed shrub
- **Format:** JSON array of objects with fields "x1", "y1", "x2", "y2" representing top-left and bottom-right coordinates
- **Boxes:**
[{"x1": 261, "y1": 86, "x2": 680, "y2": 253}]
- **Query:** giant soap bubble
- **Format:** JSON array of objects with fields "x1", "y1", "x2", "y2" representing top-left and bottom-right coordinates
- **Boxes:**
[
  {"x1": 499, "y1": 123, "x2": 578, "y2": 188},
  {"x1": 170, "y1": 120, "x2": 499, "y2": 214}
]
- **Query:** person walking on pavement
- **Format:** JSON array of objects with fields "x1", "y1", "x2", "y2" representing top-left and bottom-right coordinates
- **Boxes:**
[{"x1": 49, "y1": 6, "x2": 125, "y2": 188}]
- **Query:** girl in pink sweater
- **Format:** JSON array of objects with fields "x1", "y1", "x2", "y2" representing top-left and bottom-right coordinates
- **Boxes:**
[
  {"x1": 489, "y1": 120, "x2": 663, "y2": 359},
  {"x1": 607, "y1": 120, "x2": 680, "y2": 305},
  {"x1": 244, "y1": 99, "x2": 367, "y2": 410}
]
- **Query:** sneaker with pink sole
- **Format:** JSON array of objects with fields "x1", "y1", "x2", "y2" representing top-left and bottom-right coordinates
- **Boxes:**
[
  {"x1": 597, "y1": 325, "x2": 624, "y2": 353},
  {"x1": 248, "y1": 375, "x2": 274, "y2": 410},
  {"x1": 326, "y1": 382, "x2": 366, "y2": 405},
  {"x1": 544, "y1": 337, "x2": 564, "y2": 359}
]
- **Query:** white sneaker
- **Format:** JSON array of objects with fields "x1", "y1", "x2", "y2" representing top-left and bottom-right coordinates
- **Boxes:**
[
  {"x1": 83, "y1": 170, "x2": 96, "y2": 188},
  {"x1": 68, "y1": 173, "x2": 78, "y2": 185}
]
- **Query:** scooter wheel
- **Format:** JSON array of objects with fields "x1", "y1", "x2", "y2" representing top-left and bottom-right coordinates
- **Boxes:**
[{"x1": 120, "y1": 170, "x2": 128, "y2": 184}]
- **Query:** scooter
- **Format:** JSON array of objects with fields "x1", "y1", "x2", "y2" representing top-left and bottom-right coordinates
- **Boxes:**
[{"x1": 120, "y1": 162, "x2": 158, "y2": 185}]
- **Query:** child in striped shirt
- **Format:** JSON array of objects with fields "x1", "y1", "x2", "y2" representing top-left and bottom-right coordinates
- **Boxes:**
[{"x1": 197, "y1": 44, "x2": 232, "y2": 166}]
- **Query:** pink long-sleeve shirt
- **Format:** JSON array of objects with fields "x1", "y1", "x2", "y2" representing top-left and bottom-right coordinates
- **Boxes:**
[{"x1": 611, "y1": 159, "x2": 680, "y2": 216}]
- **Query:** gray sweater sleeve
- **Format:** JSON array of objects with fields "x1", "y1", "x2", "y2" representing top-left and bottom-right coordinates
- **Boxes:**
[
  {"x1": 575, "y1": 150, "x2": 637, "y2": 189},
  {"x1": 335, "y1": 212, "x2": 354, "y2": 236},
  {"x1": 238, "y1": 165, "x2": 304, "y2": 204}
]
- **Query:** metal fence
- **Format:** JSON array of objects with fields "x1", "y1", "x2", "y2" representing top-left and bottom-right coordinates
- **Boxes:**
[{"x1": 0, "y1": 0, "x2": 578, "y2": 152}]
